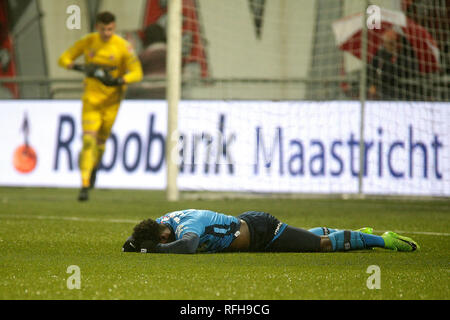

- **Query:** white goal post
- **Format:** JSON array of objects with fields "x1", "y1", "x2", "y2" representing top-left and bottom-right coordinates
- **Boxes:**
[{"x1": 166, "y1": 0, "x2": 182, "y2": 201}]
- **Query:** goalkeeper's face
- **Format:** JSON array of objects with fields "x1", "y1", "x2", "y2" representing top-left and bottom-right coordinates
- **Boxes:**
[{"x1": 96, "y1": 22, "x2": 116, "y2": 42}]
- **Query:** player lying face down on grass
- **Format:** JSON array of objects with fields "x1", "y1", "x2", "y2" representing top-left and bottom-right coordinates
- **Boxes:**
[{"x1": 123, "y1": 209, "x2": 419, "y2": 254}]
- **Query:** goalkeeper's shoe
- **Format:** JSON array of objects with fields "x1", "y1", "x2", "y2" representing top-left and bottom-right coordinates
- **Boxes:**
[
  {"x1": 382, "y1": 231, "x2": 420, "y2": 252},
  {"x1": 78, "y1": 187, "x2": 89, "y2": 201}
]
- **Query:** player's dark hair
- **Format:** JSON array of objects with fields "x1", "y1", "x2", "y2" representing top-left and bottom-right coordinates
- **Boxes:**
[
  {"x1": 96, "y1": 11, "x2": 116, "y2": 25},
  {"x1": 132, "y1": 219, "x2": 164, "y2": 246}
]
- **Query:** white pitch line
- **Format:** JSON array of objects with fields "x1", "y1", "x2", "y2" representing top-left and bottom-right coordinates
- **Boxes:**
[
  {"x1": 0, "y1": 214, "x2": 139, "y2": 224},
  {"x1": 0, "y1": 214, "x2": 449, "y2": 237},
  {"x1": 375, "y1": 230, "x2": 450, "y2": 237}
]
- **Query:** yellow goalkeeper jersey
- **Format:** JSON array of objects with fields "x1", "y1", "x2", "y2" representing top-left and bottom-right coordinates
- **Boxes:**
[{"x1": 59, "y1": 32, "x2": 143, "y2": 104}]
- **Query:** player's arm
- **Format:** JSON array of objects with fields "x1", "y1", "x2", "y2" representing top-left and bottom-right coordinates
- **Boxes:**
[
  {"x1": 156, "y1": 232, "x2": 199, "y2": 254},
  {"x1": 89, "y1": 52, "x2": 143, "y2": 87},
  {"x1": 122, "y1": 233, "x2": 199, "y2": 254},
  {"x1": 141, "y1": 232, "x2": 200, "y2": 254},
  {"x1": 82, "y1": 42, "x2": 143, "y2": 86},
  {"x1": 121, "y1": 46, "x2": 143, "y2": 85},
  {"x1": 58, "y1": 35, "x2": 89, "y2": 70}
]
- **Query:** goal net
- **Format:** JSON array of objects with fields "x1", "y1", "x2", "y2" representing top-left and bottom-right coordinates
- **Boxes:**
[{"x1": 155, "y1": 0, "x2": 449, "y2": 197}]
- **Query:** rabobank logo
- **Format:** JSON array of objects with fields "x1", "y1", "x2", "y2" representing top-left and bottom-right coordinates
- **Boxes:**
[
  {"x1": 13, "y1": 112, "x2": 37, "y2": 174},
  {"x1": 1, "y1": 100, "x2": 447, "y2": 196}
]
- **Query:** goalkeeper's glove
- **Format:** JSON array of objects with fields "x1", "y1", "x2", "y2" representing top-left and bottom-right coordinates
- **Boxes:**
[
  {"x1": 71, "y1": 64, "x2": 124, "y2": 86},
  {"x1": 72, "y1": 63, "x2": 110, "y2": 77},
  {"x1": 70, "y1": 63, "x2": 103, "y2": 78},
  {"x1": 71, "y1": 63, "x2": 85, "y2": 72},
  {"x1": 91, "y1": 67, "x2": 124, "y2": 86},
  {"x1": 97, "y1": 74, "x2": 125, "y2": 86}
]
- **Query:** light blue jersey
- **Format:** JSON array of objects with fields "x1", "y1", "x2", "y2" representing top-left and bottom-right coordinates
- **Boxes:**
[{"x1": 155, "y1": 209, "x2": 241, "y2": 253}]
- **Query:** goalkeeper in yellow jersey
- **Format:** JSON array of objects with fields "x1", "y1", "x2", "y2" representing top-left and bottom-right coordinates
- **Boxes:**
[{"x1": 58, "y1": 11, "x2": 143, "y2": 201}]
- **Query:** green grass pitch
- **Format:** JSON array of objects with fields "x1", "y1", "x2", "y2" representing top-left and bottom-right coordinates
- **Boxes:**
[{"x1": 0, "y1": 187, "x2": 449, "y2": 300}]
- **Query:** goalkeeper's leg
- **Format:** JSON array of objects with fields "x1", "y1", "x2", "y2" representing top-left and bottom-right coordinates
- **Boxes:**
[
  {"x1": 89, "y1": 137, "x2": 106, "y2": 189},
  {"x1": 89, "y1": 102, "x2": 120, "y2": 189},
  {"x1": 78, "y1": 101, "x2": 102, "y2": 200},
  {"x1": 79, "y1": 132, "x2": 98, "y2": 200}
]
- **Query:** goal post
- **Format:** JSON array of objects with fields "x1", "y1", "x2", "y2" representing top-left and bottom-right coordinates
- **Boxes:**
[
  {"x1": 166, "y1": 0, "x2": 182, "y2": 201},
  {"x1": 358, "y1": 0, "x2": 369, "y2": 197}
]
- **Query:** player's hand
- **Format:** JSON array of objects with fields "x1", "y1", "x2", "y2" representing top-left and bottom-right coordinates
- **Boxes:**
[
  {"x1": 139, "y1": 240, "x2": 158, "y2": 253},
  {"x1": 97, "y1": 73, "x2": 125, "y2": 86},
  {"x1": 70, "y1": 63, "x2": 85, "y2": 72},
  {"x1": 92, "y1": 68, "x2": 124, "y2": 86},
  {"x1": 79, "y1": 64, "x2": 123, "y2": 86},
  {"x1": 122, "y1": 236, "x2": 139, "y2": 252},
  {"x1": 69, "y1": 63, "x2": 101, "y2": 77},
  {"x1": 84, "y1": 63, "x2": 102, "y2": 77}
]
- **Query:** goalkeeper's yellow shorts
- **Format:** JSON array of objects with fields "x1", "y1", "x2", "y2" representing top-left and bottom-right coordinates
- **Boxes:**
[{"x1": 81, "y1": 98, "x2": 121, "y2": 141}]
